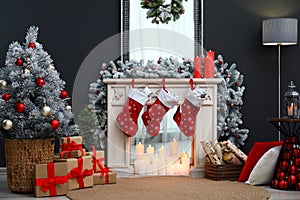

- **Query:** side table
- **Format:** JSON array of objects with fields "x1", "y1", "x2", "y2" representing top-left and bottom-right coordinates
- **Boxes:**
[{"x1": 267, "y1": 118, "x2": 300, "y2": 191}]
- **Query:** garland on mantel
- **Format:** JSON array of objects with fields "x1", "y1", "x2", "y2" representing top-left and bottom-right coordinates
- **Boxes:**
[{"x1": 88, "y1": 55, "x2": 248, "y2": 147}]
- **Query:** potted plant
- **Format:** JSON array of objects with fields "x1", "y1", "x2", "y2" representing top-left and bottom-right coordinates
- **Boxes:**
[{"x1": 0, "y1": 26, "x2": 78, "y2": 193}]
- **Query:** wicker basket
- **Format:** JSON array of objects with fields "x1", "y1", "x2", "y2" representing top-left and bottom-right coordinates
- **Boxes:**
[{"x1": 5, "y1": 138, "x2": 54, "y2": 193}]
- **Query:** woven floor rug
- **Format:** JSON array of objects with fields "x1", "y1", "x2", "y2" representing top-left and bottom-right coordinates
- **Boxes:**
[{"x1": 67, "y1": 176, "x2": 271, "y2": 200}]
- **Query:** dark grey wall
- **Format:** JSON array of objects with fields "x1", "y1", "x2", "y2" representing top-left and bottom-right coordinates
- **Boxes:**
[{"x1": 1, "y1": 0, "x2": 300, "y2": 166}]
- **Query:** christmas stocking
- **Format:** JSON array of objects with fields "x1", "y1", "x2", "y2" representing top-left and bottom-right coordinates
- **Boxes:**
[
  {"x1": 116, "y1": 87, "x2": 152, "y2": 137},
  {"x1": 173, "y1": 88, "x2": 206, "y2": 137},
  {"x1": 142, "y1": 88, "x2": 179, "y2": 137}
]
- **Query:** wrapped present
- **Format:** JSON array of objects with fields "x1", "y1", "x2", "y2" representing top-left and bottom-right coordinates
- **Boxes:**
[
  {"x1": 93, "y1": 169, "x2": 116, "y2": 185},
  {"x1": 34, "y1": 162, "x2": 68, "y2": 197},
  {"x1": 86, "y1": 146, "x2": 105, "y2": 173},
  {"x1": 67, "y1": 156, "x2": 94, "y2": 190},
  {"x1": 59, "y1": 136, "x2": 86, "y2": 158}
]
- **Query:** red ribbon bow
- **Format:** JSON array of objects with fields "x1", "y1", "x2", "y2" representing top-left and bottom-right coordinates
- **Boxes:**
[
  {"x1": 60, "y1": 137, "x2": 84, "y2": 158},
  {"x1": 35, "y1": 163, "x2": 68, "y2": 196},
  {"x1": 91, "y1": 145, "x2": 105, "y2": 172},
  {"x1": 68, "y1": 157, "x2": 93, "y2": 188}
]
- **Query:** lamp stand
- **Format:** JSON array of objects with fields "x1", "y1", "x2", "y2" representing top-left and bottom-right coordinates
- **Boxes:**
[{"x1": 278, "y1": 44, "x2": 281, "y2": 141}]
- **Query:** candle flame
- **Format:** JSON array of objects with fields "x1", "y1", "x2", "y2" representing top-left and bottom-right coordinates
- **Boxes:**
[
  {"x1": 138, "y1": 142, "x2": 141, "y2": 145},
  {"x1": 173, "y1": 138, "x2": 176, "y2": 142}
]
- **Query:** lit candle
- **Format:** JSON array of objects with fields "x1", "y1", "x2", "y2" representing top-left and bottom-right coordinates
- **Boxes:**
[
  {"x1": 146, "y1": 144, "x2": 154, "y2": 157},
  {"x1": 151, "y1": 155, "x2": 160, "y2": 176},
  {"x1": 174, "y1": 161, "x2": 184, "y2": 175},
  {"x1": 288, "y1": 103, "x2": 297, "y2": 116},
  {"x1": 207, "y1": 50, "x2": 215, "y2": 60},
  {"x1": 167, "y1": 163, "x2": 175, "y2": 176},
  {"x1": 159, "y1": 145, "x2": 167, "y2": 161},
  {"x1": 194, "y1": 56, "x2": 202, "y2": 78},
  {"x1": 158, "y1": 159, "x2": 167, "y2": 176},
  {"x1": 170, "y1": 138, "x2": 178, "y2": 157},
  {"x1": 136, "y1": 142, "x2": 144, "y2": 160},
  {"x1": 181, "y1": 157, "x2": 190, "y2": 176}
]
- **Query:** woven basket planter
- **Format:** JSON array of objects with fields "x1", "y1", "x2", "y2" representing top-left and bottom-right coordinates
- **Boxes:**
[{"x1": 5, "y1": 138, "x2": 54, "y2": 193}]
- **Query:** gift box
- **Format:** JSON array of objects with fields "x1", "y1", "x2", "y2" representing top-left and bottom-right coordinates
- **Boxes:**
[
  {"x1": 86, "y1": 146, "x2": 105, "y2": 173},
  {"x1": 93, "y1": 171, "x2": 117, "y2": 185},
  {"x1": 34, "y1": 162, "x2": 68, "y2": 197},
  {"x1": 59, "y1": 136, "x2": 86, "y2": 158},
  {"x1": 67, "y1": 156, "x2": 94, "y2": 190}
]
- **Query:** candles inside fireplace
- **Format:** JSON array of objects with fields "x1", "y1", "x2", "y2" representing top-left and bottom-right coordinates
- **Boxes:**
[{"x1": 134, "y1": 141, "x2": 190, "y2": 176}]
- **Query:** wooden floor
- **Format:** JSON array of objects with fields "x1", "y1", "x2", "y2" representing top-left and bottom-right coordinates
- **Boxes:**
[{"x1": 0, "y1": 168, "x2": 298, "y2": 200}]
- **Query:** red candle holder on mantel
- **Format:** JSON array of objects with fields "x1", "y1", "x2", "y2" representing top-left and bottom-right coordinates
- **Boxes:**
[{"x1": 267, "y1": 118, "x2": 300, "y2": 191}]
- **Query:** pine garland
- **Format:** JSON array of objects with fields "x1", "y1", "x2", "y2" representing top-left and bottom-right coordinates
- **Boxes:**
[{"x1": 141, "y1": 0, "x2": 188, "y2": 24}]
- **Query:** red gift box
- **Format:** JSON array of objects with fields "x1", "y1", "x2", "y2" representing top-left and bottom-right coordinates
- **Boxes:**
[{"x1": 34, "y1": 162, "x2": 68, "y2": 197}]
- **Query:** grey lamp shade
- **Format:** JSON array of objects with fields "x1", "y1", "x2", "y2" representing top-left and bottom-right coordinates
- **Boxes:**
[{"x1": 262, "y1": 18, "x2": 298, "y2": 45}]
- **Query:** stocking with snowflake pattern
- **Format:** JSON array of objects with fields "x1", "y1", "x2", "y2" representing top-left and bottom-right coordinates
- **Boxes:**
[
  {"x1": 142, "y1": 88, "x2": 179, "y2": 137},
  {"x1": 116, "y1": 87, "x2": 152, "y2": 137},
  {"x1": 173, "y1": 80, "x2": 206, "y2": 136}
]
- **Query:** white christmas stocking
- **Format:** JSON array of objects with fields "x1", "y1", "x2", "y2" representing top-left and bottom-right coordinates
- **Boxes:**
[
  {"x1": 116, "y1": 87, "x2": 152, "y2": 137},
  {"x1": 142, "y1": 88, "x2": 179, "y2": 137},
  {"x1": 173, "y1": 88, "x2": 206, "y2": 137}
]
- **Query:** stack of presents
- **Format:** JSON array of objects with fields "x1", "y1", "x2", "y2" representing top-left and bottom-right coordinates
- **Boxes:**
[{"x1": 34, "y1": 136, "x2": 116, "y2": 197}]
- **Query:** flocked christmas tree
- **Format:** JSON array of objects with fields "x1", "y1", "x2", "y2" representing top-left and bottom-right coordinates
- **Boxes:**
[
  {"x1": 0, "y1": 26, "x2": 78, "y2": 139},
  {"x1": 214, "y1": 55, "x2": 249, "y2": 147}
]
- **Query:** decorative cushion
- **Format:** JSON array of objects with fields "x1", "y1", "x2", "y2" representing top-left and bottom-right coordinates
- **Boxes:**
[
  {"x1": 245, "y1": 145, "x2": 282, "y2": 185},
  {"x1": 238, "y1": 141, "x2": 283, "y2": 182}
]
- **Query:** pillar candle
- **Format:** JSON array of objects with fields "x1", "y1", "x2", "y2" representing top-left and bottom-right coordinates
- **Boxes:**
[
  {"x1": 158, "y1": 159, "x2": 167, "y2": 176},
  {"x1": 136, "y1": 142, "x2": 144, "y2": 160},
  {"x1": 204, "y1": 56, "x2": 214, "y2": 78},
  {"x1": 151, "y1": 155, "x2": 160, "y2": 176},
  {"x1": 170, "y1": 138, "x2": 178, "y2": 157},
  {"x1": 159, "y1": 145, "x2": 167, "y2": 161},
  {"x1": 134, "y1": 159, "x2": 146, "y2": 175},
  {"x1": 167, "y1": 163, "x2": 175, "y2": 176},
  {"x1": 146, "y1": 144, "x2": 154, "y2": 158},
  {"x1": 181, "y1": 157, "x2": 190, "y2": 176},
  {"x1": 207, "y1": 50, "x2": 215, "y2": 60},
  {"x1": 194, "y1": 57, "x2": 202, "y2": 78}
]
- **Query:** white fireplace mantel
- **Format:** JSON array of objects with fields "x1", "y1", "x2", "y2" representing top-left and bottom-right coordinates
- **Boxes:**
[{"x1": 104, "y1": 78, "x2": 222, "y2": 177}]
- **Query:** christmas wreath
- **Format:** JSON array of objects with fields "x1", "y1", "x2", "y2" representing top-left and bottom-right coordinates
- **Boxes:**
[{"x1": 141, "y1": 0, "x2": 188, "y2": 24}]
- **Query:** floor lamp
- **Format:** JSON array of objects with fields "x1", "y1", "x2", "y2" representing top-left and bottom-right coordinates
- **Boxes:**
[{"x1": 262, "y1": 18, "x2": 298, "y2": 140}]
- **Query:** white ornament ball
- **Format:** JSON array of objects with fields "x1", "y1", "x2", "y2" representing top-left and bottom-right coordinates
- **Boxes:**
[
  {"x1": 2, "y1": 119, "x2": 13, "y2": 130},
  {"x1": 41, "y1": 106, "x2": 51, "y2": 117},
  {"x1": 0, "y1": 80, "x2": 7, "y2": 89},
  {"x1": 23, "y1": 68, "x2": 30, "y2": 74},
  {"x1": 48, "y1": 64, "x2": 55, "y2": 70},
  {"x1": 66, "y1": 105, "x2": 72, "y2": 112}
]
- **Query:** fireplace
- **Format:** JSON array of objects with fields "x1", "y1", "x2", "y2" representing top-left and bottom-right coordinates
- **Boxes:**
[{"x1": 104, "y1": 78, "x2": 221, "y2": 177}]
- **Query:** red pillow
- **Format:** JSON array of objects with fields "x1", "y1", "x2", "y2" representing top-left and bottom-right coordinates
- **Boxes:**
[{"x1": 238, "y1": 141, "x2": 283, "y2": 182}]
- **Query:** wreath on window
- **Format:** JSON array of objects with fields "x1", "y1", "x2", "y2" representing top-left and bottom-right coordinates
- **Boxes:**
[{"x1": 141, "y1": 0, "x2": 188, "y2": 24}]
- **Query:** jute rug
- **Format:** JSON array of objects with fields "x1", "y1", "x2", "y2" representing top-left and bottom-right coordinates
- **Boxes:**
[{"x1": 67, "y1": 177, "x2": 271, "y2": 200}]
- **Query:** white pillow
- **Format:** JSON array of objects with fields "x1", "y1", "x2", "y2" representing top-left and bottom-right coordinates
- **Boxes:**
[{"x1": 245, "y1": 145, "x2": 281, "y2": 185}]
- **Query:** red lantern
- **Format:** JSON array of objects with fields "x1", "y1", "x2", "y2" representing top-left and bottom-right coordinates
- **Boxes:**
[
  {"x1": 279, "y1": 180, "x2": 289, "y2": 190},
  {"x1": 60, "y1": 90, "x2": 68, "y2": 99},
  {"x1": 36, "y1": 78, "x2": 45, "y2": 87},
  {"x1": 279, "y1": 161, "x2": 289, "y2": 171},
  {"x1": 271, "y1": 179, "x2": 279, "y2": 188},
  {"x1": 28, "y1": 42, "x2": 36, "y2": 49},
  {"x1": 288, "y1": 165, "x2": 297, "y2": 175},
  {"x1": 15, "y1": 58, "x2": 23, "y2": 67},
  {"x1": 277, "y1": 171, "x2": 286, "y2": 179},
  {"x1": 283, "y1": 151, "x2": 292, "y2": 161},
  {"x1": 15, "y1": 102, "x2": 25, "y2": 113},
  {"x1": 287, "y1": 175, "x2": 297, "y2": 185},
  {"x1": 50, "y1": 119, "x2": 60, "y2": 129},
  {"x1": 2, "y1": 93, "x2": 10, "y2": 101}
]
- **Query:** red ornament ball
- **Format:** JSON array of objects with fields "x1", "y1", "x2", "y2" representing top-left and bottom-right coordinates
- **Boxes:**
[
  {"x1": 294, "y1": 157, "x2": 300, "y2": 167},
  {"x1": 287, "y1": 175, "x2": 297, "y2": 185},
  {"x1": 146, "y1": 0, "x2": 149, "y2": 4},
  {"x1": 36, "y1": 78, "x2": 45, "y2": 87},
  {"x1": 288, "y1": 165, "x2": 297, "y2": 175},
  {"x1": 288, "y1": 136, "x2": 298, "y2": 143},
  {"x1": 271, "y1": 179, "x2": 279, "y2": 188},
  {"x1": 279, "y1": 161, "x2": 289, "y2": 171},
  {"x1": 283, "y1": 151, "x2": 291, "y2": 161},
  {"x1": 293, "y1": 148, "x2": 300, "y2": 157},
  {"x1": 28, "y1": 42, "x2": 36, "y2": 49},
  {"x1": 15, "y1": 58, "x2": 23, "y2": 67},
  {"x1": 157, "y1": 59, "x2": 161, "y2": 64},
  {"x1": 277, "y1": 171, "x2": 285, "y2": 179},
  {"x1": 279, "y1": 180, "x2": 289, "y2": 190},
  {"x1": 50, "y1": 119, "x2": 60, "y2": 129},
  {"x1": 15, "y1": 102, "x2": 25, "y2": 113},
  {"x1": 235, "y1": 82, "x2": 239, "y2": 87},
  {"x1": 2, "y1": 93, "x2": 10, "y2": 101},
  {"x1": 296, "y1": 182, "x2": 300, "y2": 191},
  {"x1": 60, "y1": 90, "x2": 68, "y2": 99}
]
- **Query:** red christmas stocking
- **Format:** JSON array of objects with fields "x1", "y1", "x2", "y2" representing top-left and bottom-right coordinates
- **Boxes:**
[
  {"x1": 116, "y1": 87, "x2": 152, "y2": 137},
  {"x1": 173, "y1": 87, "x2": 206, "y2": 137},
  {"x1": 142, "y1": 88, "x2": 179, "y2": 137}
]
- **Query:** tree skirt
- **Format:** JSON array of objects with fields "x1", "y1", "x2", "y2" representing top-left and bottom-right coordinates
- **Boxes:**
[{"x1": 67, "y1": 177, "x2": 270, "y2": 200}]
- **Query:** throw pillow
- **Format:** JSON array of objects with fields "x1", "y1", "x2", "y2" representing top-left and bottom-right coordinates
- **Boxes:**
[
  {"x1": 246, "y1": 145, "x2": 282, "y2": 185},
  {"x1": 238, "y1": 140, "x2": 283, "y2": 182}
]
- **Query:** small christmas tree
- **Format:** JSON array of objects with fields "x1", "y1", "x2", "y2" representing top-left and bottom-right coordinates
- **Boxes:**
[
  {"x1": 215, "y1": 55, "x2": 249, "y2": 146},
  {"x1": 0, "y1": 26, "x2": 78, "y2": 139}
]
